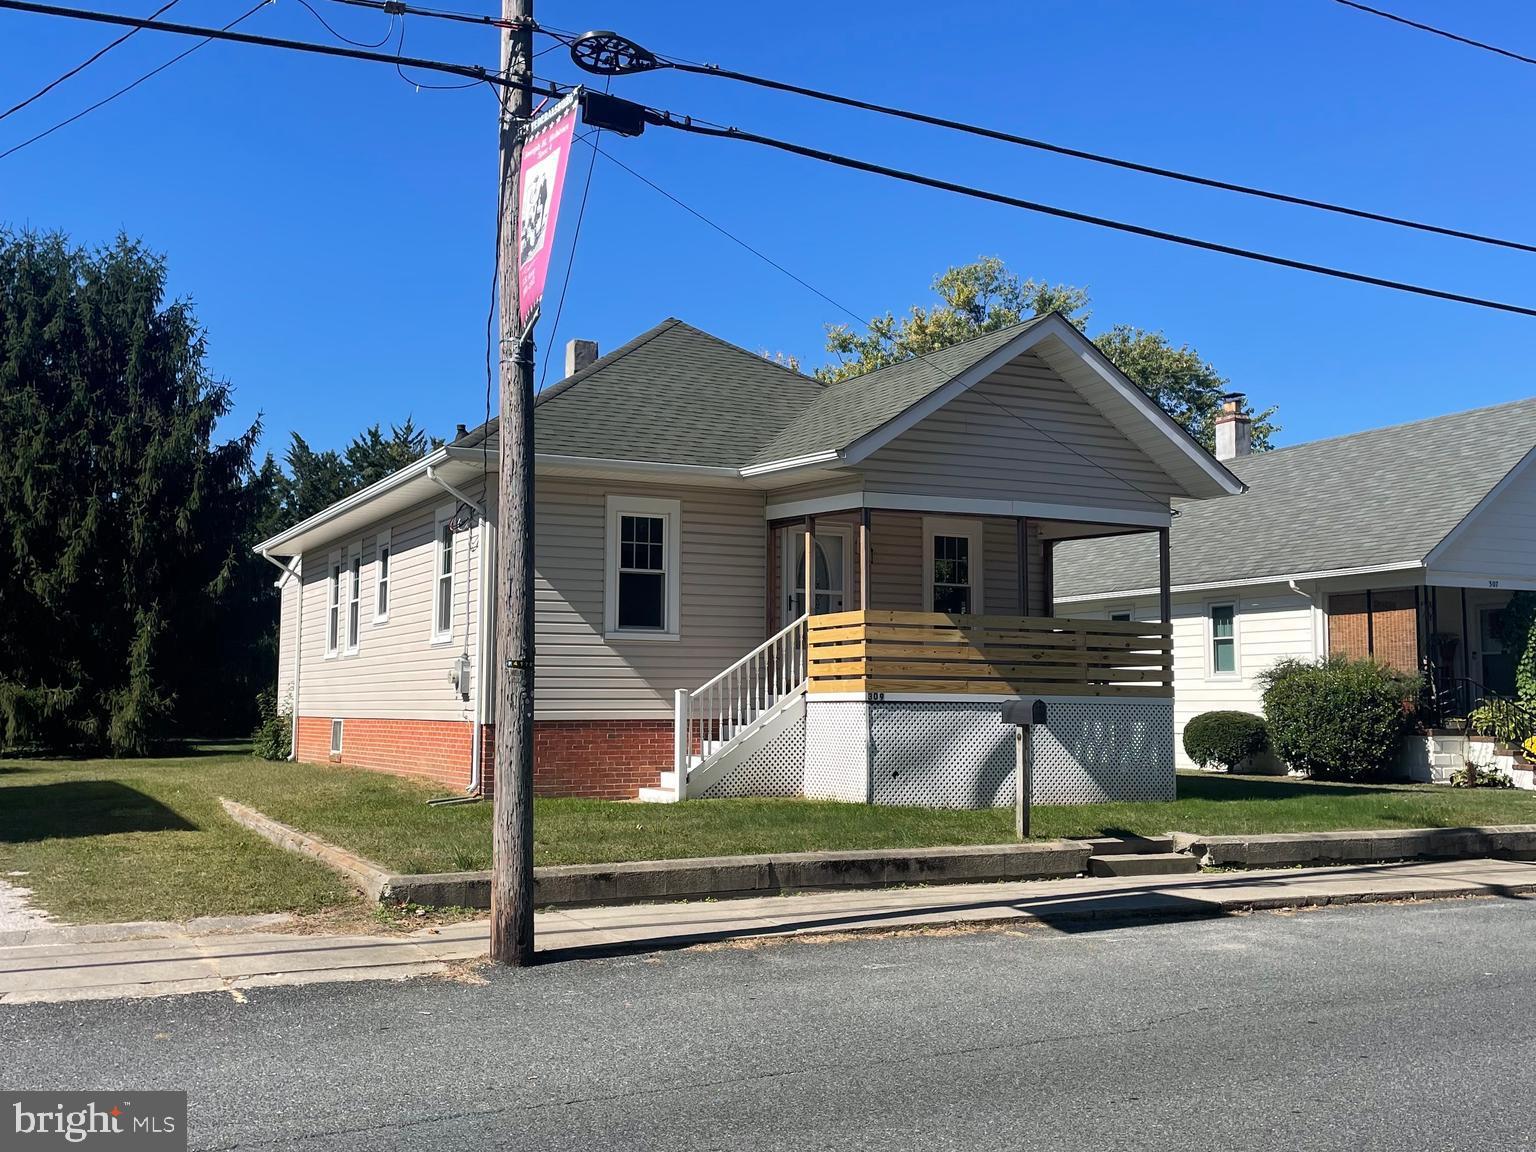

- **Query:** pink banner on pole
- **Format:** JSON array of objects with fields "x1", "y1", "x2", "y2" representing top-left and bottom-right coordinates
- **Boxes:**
[{"x1": 516, "y1": 92, "x2": 580, "y2": 332}]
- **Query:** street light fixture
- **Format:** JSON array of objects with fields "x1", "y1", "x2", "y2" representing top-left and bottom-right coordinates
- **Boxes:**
[{"x1": 568, "y1": 30, "x2": 662, "y2": 76}]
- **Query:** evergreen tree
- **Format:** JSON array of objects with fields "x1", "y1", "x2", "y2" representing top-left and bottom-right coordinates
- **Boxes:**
[{"x1": 0, "y1": 230, "x2": 259, "y2": 753}]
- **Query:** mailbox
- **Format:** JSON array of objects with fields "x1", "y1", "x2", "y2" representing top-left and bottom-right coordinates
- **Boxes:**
[{"x1": 1000, "y1": 699, "x2": 1047, "y2": 839}]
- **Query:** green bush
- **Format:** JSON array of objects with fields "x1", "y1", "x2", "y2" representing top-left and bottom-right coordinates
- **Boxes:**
[
  {"x1": 1450, "y1": 762, "x2": 1514, "y2": 789},
  {"x1": 1260, "y1": 657, "x2": 1419, "y2": 782},
  {"x1": 1466, "y1": 698, "x2": 1536, "y2": 747},
  {"x1": 251, "y1": 690, "x2": 292, "y2": 762},
  {"x1": 1182, "y1": 711, "x2": 1269, "y2": 771}
]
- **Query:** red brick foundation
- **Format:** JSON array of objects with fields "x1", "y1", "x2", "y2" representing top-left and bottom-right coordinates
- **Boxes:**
[
  {"x1": 295, "y1": 715, "x2": 670, "y2": 799},
  {"x1": 532, "y1": 720, "x2": 674, "y2": 799}
]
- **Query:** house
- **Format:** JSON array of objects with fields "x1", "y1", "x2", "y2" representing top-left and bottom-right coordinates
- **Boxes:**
[
  {"x1": 256, "y1": 313, "x2": 1243, "y2": 807},
  {"x1": 1053, "y1": 395, "x2": 1536, "y2": 778}
]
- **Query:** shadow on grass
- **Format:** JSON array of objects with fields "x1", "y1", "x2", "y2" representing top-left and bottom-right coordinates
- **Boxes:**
[
  {"x1": 1175, "y1": 773, "x2": 1400, "y2": 803},
  {"x1": 0, "y1": 782, "x2": 196, "y2": 843}
]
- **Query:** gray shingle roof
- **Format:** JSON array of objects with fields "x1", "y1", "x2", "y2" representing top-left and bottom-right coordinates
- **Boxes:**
[
  {"x1": 746, "y1": 318, "x2": 1047, "y2": 466},
  {"x1": 456, "y1": 315, "x2": 1054, "y2": 471},
  {"x1": 1054, "y1": 396, "x2": 1536, "y2": 598},
  {"x1": 458, "y1": 318, "x2": 825, "y2": 468}
]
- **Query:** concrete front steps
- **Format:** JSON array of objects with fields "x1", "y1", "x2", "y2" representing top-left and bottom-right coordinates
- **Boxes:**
[{"x1": 1082, "y1": 835, "x2": 1200, "y2": 878}]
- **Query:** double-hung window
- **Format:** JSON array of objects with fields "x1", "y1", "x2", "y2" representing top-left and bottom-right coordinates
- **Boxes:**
[
  {"x1": 325, "y1": 550, "x2": 342, "y2": 657},
  {"x1": 1210, "y1": 603, "x2": 1237, "y2": 676},
  {"x1": 345, "y1": 544, "x2": 361, "y2": 654},
  {"x1": 374, "y1": 529, "x2": 391, "y2": 623},
  {"x1": 433, "y1": 508, "x2": 455, "y2": 643},
  {"x1": 605, "y1": 495, "x2": 681, "y2": 639},
  {"x1": 923, "y1": 517, "x2": 984, "y2": 615}
]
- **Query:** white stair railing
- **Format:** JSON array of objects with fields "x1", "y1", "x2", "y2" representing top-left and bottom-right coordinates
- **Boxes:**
[{"x1": 673, "y1": 614, "x2": 809, "y2": 800}]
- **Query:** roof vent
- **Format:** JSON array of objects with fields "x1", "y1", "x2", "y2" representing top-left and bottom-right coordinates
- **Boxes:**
[
  {"x1": 565, "y1": 339, "x2": 599, "y2": 378},
  {"x1": 1214, "y1": 392, "x2": 1251, "y2": 461}
]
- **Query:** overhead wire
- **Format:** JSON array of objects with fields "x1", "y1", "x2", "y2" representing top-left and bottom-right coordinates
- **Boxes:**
[
  {"x1": 1330, "y1": 0, "x2": 1536, "y2": 68},
  {"x1": 0, "y1": 0, "x2": 181, "y2": 122},
  {"x1": 294, "y1": 0, "x2": 393, "y2": 48},
  {"x1": 0, "y1": 0, "x2": 271, "y2": 160},
  {"x1": 635, "y1": 48, "x2": 1536, "y2": 255},
  {"x1": 654, "y1": 116, "x2": 1536, "y2": 320}
]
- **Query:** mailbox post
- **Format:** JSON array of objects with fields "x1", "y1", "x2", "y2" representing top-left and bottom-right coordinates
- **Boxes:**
[{"x1": 1001, "y1": 699, "x2": 1047, "y2": 840}]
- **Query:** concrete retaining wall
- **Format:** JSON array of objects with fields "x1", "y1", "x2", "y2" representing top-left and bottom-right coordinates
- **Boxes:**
[{"x1": 1172, "y1": 825, "x2": 1536, "y2": 868}]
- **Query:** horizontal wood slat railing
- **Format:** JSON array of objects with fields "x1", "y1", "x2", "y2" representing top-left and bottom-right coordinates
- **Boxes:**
[{"x1": 807, "y1": 610, "x2": 1173, "y2": 698}]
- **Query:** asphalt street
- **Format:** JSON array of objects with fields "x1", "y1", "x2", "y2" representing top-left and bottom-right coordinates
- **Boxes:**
[{"x1": 4, "y1": 897, "x2": 1535, "y2": 1151}]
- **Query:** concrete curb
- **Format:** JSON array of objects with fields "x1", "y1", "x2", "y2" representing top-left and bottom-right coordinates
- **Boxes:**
[
  {"x1": 220, "y1": 798, "x2": 1091, "y2": 909},
  {"x1": 220, "y1": 799, "x2": 393, "y2": 901},
  {"x1": 398, "y1": 841, "x2": 1093, "y2": 909},
  {"x1": 1171, "y1": 825, "x2": 1536, "y2": 868}
]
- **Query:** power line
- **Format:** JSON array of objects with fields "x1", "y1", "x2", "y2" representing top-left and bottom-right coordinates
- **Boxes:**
[
  {"x1": 0, "y1": 0, "x2": 568, "y2": 96},
  {"x1": 578, "y1": 134, "x2": 867, "y2": 327},
  {"x1": 0, "y1": 0, "x2": 180, "y2": 123},
  {"x1": 642, "y1": 51, "x2": 1536, "y2": 256},
  {"x1": 654, "y1": 116, "x2": 1536, "y2": 320},
  {"x1": 1331, "y1": 0, "x2": 1536, "y2": 67},
  {"x1": 577, "y1": 135, "x2": 1210, "y2": 507},
  {"x1": 324, "y1": 0, "x2": 579, "y2": 41},
  {"x1": 295, "y1": 0, "x2": 393, "y2": 48},
  {"x1": 394, "y1": 14, "x2": 481, "y2": 90},
  {"x1": 0, "y1": 0, "x2": 271, "y2": 160}
]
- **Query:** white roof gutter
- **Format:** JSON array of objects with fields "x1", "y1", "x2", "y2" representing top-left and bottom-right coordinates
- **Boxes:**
[{"x1": 254, "y1": 447, "x2": 451, "y2": 556}]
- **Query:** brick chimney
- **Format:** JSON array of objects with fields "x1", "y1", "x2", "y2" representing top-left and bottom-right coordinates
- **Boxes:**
[
  {"x1": 1214, "y1": 392, "x2": 1252, "y2": 461},
  {"x1": 565, "y1": 338, "x2": 599, "y2": 378}
]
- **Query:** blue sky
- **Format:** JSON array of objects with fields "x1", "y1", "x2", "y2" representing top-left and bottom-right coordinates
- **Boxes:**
[{"x1": 3, "y1": 0, "x2": 1534, "y2": 462}]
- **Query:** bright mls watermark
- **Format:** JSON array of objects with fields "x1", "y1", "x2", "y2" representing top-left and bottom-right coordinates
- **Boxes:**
[{"x1": 2, "y1": 1093, "x2": 186, "y2": 1150}]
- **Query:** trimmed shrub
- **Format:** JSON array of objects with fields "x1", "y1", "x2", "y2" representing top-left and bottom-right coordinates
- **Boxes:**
[
  {"x1": 1182, "y1": 711, "x2": 1269, "y2": 772},
  {"x1": 251, "y1": 690, "x2": 292, "y2": 762},
  {"x1": 1260, "y1": 657, "x2": 1419, "y2": 781}
]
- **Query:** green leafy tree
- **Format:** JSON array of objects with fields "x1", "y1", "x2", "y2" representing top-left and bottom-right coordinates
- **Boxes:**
[
  {"x1": 817, "y1": 257, "x2": 1279, "y2": 451},
  {"x1": 0, "y1": 230, "x2": 259, "y2": 753},
  {"x1": 345, "y1": 417, "x2": 438, "y2": 487}
]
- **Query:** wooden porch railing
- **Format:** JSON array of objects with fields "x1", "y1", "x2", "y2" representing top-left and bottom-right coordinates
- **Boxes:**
[{"x1": 806, "y1": 610, "x2": 1173, "y2": 697}]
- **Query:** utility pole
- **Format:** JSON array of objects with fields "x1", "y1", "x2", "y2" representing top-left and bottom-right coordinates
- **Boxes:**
[{"x1": 490, "y1": 0, "x2": 535, "y2": 966}]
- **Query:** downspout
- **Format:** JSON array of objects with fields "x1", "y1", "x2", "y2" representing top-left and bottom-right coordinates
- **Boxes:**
[
  {"x1": 1287, "y1": 579, "x2": 1319, "y2": 661},
  {"x1": 428, "y1": 466, "x2": 490, "y2": 795},
  {"x1": 261, "y1": 550, "x2": 302, "y2": 760}
]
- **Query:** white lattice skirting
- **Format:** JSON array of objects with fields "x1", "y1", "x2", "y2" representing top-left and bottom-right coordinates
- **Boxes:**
[
  {"x1": 804, "y1": 697, "x2": 1175, "y2": 809},
  {"x1": 700, "y1": 711, "x2": 807, "y2": 798}
]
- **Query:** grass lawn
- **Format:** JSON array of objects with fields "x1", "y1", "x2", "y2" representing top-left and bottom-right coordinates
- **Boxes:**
[{"x1": 9, "y1": 747, "x2": 1536, "y2": 922}]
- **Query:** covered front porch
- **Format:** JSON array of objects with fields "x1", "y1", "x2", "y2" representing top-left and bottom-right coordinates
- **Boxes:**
[{"x1": 662, "y1": 504, "x2": 1178, "y2": 808}]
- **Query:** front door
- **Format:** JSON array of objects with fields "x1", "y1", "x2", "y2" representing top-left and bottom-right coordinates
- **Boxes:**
[{"x1": 782, "y1": 527, "x2": 849, "y2": 623}]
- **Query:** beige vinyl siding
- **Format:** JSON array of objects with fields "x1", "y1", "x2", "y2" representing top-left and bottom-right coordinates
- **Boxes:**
[
  {"x1": 865, "y1": 512, "x2": 1045, "y2": 615},
  {"x1": 535, "y1": 477, "x2": 768, "y2": 720},
  {"x1": 1430, "y1": 454, "x2": 1536, "y2": 584},
  {"x1": 1076, "y1": 585, "x2": 1317, "y2": 769},
  {"x1": 297, "y1": 481, "x2": 486, "y2": 723},
  {"x1": 854, "y1": 352, "x2": 1179, "y2": 517},
  {"x1": 276, "y1": 567, "x2": 299, "y2": 708}
]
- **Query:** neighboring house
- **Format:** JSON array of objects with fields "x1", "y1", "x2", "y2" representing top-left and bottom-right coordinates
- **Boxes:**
[
  {"x1": 1054, "y1": 395, "x2": 1536, "y2": 775},
  {"x1": 257, "y1": 313, "x2": 1242, "y2": 806}
]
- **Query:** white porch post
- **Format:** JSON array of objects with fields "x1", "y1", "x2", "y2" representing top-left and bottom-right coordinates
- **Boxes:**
[{"x1": 672, "y1": 688, "x2": 690, "y2": 801}]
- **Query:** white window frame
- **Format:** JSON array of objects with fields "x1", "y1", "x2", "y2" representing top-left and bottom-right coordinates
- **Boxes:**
[
  {"x1": 432, "y1": 506, "x2": 456, "y2": 645},
  {"x1": 604, "y1": 494, "x2": 682, "y2": 641},
  {"x1": 324, "y1": 549, "x2": 342, "y2": 658},
  {"x1": 373, "y1": 528, "x2": 391, "y2": 624},
  {"x1": 344, "y1": 542, "x2": 362, "y2": 655},
  {"x1": 1109, "y1": 608, "x2": 1134, "y2": 622},
  {"x1": 1206, "y1": 601, "x2": 1240, "y2": 680},
  {"x1": 922, "y1": 516, "x2": 985, "y2": 615},
  {"x1": 330, "y1": 718, "x2": 344, "y2": 756}
]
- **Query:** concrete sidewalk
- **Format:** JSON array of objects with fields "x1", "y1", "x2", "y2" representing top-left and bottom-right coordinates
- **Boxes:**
[{"x1": 4, "y1": 857, "x2": 1536, "y2": 1004}]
